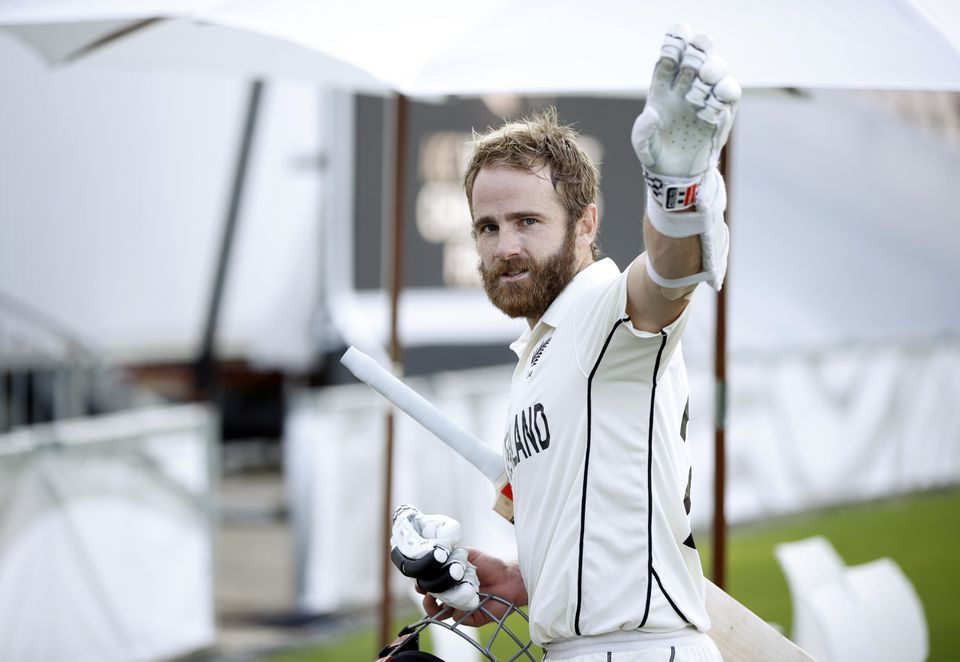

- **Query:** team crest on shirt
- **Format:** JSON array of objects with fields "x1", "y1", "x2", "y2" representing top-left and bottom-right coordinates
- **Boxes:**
[{"x1": 525, "y1": 337, "x2": 552, "y2": 379}]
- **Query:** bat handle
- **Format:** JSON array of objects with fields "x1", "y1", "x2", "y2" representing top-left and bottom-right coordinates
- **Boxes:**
[{"x1": 493, "y1": 475, "x2": 515, "y2": 523}]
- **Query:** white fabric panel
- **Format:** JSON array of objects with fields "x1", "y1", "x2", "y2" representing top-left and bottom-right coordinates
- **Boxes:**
[
  {"x1": 285, "y1": 384, "x2": 396, "y2": 612},
  {"x1": 676, "y1": 89, "x2": 960, "y2": 364},
  {"x1": 0, "y1": 34, "x2": 329, "y2": 364},
  {"x1": 686, "y1": 340, "x2": 960, "y2": 529},
  {"x1": 288, "y1": 342, "x2": 960, "y2": 611},
  {"x1": 0, "y1": 405, "x2": 216, "y2": 662}
]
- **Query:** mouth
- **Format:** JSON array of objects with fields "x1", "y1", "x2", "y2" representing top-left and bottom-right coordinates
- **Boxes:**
[{"x1": 499, "y1": 269, "x2": 529, "y2": 283}]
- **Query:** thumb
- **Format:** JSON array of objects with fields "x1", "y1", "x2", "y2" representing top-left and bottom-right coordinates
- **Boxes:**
[{"x1": 631, "y1": 108, "x2": 661, "y2": 167}]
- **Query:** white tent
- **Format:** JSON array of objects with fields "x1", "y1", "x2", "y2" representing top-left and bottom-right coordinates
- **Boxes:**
[{"x1": 0, "y1": 405, "x2": 217, "y2": 662}]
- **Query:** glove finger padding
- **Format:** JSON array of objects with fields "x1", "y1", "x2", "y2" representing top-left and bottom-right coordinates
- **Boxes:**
[
  {"x1": 698, "y1": 76, "x2": 741, "y2": 137},
  {"x1": 414, "y1": 562, "x2": 465, "y2": 594},
  {"x1": 658, "y1": 22, "x2": 690, "y2": 65},
  {"x1": 391, "y1": 546, "x2": 454, "y2": 579},
  {"x1": 674, "y1": 32, "x2": 712, "y2": 97},
  {"x1": 429, "y1": 546, "x2": 480, "y2": 612},
  {"x1": 685, "y1": 55, "x2": 727, "y2": 109}
]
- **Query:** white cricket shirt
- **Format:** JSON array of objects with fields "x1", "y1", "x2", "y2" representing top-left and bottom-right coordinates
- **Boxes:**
[{"x1": 503, "y1": 257, "x2": 709, "y2": 647}]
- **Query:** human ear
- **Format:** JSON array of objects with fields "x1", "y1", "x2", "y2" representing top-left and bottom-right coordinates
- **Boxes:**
[{"x1": 577, "y1": 204, "x2": 598, "y2": 243}]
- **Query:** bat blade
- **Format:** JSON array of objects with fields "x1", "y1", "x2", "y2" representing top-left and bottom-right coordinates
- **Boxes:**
[{"x1": 705, "y1": 580, "x2": 816, "y2": 661}]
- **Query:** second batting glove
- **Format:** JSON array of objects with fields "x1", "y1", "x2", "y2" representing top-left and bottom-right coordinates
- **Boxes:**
[{"x1": 390, "y1": 504, "x2": 480, "y2": 611}]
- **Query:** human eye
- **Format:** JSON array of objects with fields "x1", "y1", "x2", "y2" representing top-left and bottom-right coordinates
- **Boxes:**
[
  {"x1": 477, "y1": 222, "x2": 498, "y2": 234},
  {"x1": 521, "y1": 217, "x2": 538, "y2": 226}
]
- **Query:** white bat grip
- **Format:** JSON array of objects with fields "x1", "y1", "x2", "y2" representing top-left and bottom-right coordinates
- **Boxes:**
[{"x1": 340, "y1": 346, "x2": 505, "y2": 483}]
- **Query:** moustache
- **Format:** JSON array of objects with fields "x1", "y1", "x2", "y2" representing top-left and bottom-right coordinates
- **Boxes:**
[{"x1": 488, "y1": 257, "x2": 535, "y2": 279}]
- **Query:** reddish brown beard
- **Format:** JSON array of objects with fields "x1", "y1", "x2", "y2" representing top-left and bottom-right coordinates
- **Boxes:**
[{"x1": 479, "y1": 228, "x2": 579, "y2": 321}]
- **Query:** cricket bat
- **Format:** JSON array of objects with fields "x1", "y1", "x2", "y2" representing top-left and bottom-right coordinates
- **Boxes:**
[{"x1": 340, "y1": 346, "x2": 815, "y2": 662}]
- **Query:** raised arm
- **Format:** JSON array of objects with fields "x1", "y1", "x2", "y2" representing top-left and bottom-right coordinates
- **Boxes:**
[
  {"x1": 626, "y1": 217, "x2": 701, "y2": 332},
  {"x1": 625, "y1": 24, "x2": 740, "y2": 333}
]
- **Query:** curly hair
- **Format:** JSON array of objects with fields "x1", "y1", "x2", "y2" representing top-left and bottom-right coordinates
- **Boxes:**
[{"x1": 463, "y1": 107, "x2": 602, "y2": 260}]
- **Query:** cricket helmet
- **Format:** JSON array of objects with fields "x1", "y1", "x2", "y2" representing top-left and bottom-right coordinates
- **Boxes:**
[{"x1": 375, "y1": 593, "x2": 536, "y2": 662}]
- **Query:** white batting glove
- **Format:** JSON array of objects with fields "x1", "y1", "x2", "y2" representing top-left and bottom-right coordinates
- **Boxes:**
[
  {"x1": 390, "y1": 504, "x2": 480, "y2": 611},
  {"x1": 632, "y1": 23, "x2": 741, "y2": 212}
]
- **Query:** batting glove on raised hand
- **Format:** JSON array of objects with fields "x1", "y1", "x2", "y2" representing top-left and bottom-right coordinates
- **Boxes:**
[
  {"x1": 390, "y1": 504, "x2": 480, "y2": 611},
  {"x1": 632, "y1": 23, "x2": 741, "y2": 212}
]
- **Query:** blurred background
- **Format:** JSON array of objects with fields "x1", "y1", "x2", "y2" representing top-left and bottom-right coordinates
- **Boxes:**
[{"x1": 1, "y1": 2, "x2": 958, "y2": 661}]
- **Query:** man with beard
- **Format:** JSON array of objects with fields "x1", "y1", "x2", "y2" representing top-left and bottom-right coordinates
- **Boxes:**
[{"x1": 390, "y1": 24, "x2": 739, "y2": 662}]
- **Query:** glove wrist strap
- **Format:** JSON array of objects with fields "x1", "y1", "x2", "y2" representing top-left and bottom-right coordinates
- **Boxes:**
[
  {"x1": 643, "y1": 170, "x2": 702, "y2": 211},
  {"x1": 645, "y1": 191, "x2": 712, "y2": 238}
]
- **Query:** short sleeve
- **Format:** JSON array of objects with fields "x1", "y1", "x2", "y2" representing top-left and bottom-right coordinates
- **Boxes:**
[{"x1": 569, "y1": 258, "x2": 693, "y2": 375}]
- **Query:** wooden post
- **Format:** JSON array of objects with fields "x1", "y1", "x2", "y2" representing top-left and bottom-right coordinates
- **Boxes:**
[
  {"x1": 380, "y1": 93, "x2": 409, "y2": 648},
  {"x1": 712, "y1": 132, "x2": 733, "y2": 589}
]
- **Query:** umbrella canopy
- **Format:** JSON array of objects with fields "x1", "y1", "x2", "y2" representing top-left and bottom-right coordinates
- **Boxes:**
[
  {"x1": 213, "y1": 0, "x2": 960, "y2": 93},
  {"x1": 0, "y1": 0, "x2": 388, "y2": 90},
  {"x1": 2, "y1": 0, "x2": 959, "y2": 93}
]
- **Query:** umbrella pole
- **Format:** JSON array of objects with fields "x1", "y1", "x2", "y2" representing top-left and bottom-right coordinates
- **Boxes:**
[
  {"x1": 194, "y1": 79, "x2": 264, "y2": 400},
  {"x1": 712, "y1": 131, "x2": 734, "y2": 590},
  {"x1": 380, "y1": 93, "x2": 410, "y2": 648}
]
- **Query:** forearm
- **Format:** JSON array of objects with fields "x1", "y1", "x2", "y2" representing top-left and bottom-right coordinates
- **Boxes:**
[
  {"x1": 643, "y1": 210, "x2": 702, "y2": 281},
  {"x1": 625, "y1": 212, "x2": 699, "y2": 332}
]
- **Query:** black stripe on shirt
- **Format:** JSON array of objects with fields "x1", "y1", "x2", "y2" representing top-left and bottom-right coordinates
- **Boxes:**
[
  {"x1": 574, "y1": 316, "x2": 629, "y2": 635},
  {"x1": 651, "y1": 566, "x2": 692, "y2": 625},
  {"x1": 639, "y1": 330, "x2": 669, "y2": 627}
]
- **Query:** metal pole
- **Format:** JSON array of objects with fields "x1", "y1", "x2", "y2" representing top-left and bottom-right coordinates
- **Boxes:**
[
  {"x1": 712, "y1": 132, "x2": 734, "y2": 589},
  {"x1": 0, "y1": 369, "x2": 7, "y2": 433},
  {"x1": 380, "y1": 93, "x2": 409, "y2": 648},
  {"x1": 194, "y1": 79, "x2": 264, "y2": 399},
  {"x1": 0, "y1": 324, "x2": 7, "y2": 432}
]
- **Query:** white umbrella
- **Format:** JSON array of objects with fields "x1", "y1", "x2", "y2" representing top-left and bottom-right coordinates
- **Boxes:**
[
  {"x1": 0, "y1": 1, "x2": 388, "y2": 90},
  {"x1": 213, "y1": 0, "x2": 960, "y2": 93},
  {"x1": 3, "y1": 0, "x2": 959, "y2": 93}
]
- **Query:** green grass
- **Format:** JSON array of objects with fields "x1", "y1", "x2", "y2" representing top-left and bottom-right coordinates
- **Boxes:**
[{"x1": 265, "y1": 488, "x2": 960, "y2": 661}]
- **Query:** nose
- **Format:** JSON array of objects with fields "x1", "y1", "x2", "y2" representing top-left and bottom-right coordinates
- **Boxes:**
[{"x1": 494, "y1": 226, "x2": 523, "y2": 261}]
